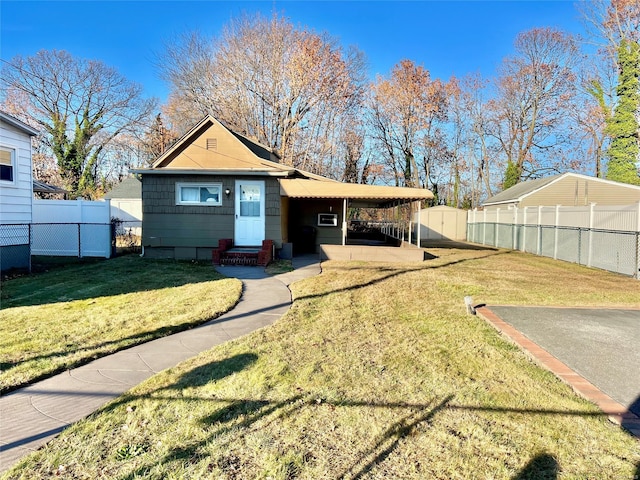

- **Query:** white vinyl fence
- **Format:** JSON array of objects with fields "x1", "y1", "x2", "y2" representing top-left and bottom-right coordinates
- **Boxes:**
[
  {"x1": 467, "y1": 203, "x2": 640, "y2": 278},
  {"x1": 31, "y1": 199, "x2": 112, "y2": 257}
]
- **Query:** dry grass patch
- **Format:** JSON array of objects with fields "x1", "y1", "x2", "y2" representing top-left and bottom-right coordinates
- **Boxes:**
[
  {"x1": 4, "y1": 248, "x2": 639, "y2": 479},
  {"x1": 0, "y1": 255, "x2": 241, "y2": 392}
]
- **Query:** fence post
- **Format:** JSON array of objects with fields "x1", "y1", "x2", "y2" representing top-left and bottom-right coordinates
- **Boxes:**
[
  {"x1": 511, "y1": 206, "x2": 516, "y2": 250},
  {"x1": 78, "y1": 223, "x2": 82, "y2": 258},
  {"x1": 554, "y1": 205, "x2": 560, "y2": 260},
  {"x1": 522, "y1": 207, "x2": 527, "y2": 252},
  {"x1": 495, "y1": 208, "x2": 500, "y2": 247},
  {"x1": 587, "y1": 203, "x2": 595, "y2": 267},
  {"x1": 537, "y1": 206, "x2": 543, "y2": 255},
  {"x1": 28, "y1": 223, "x2": 33, "y2": 273},
  {"x1": 483, "y1": 208, "x2": 487, "y2": 245},
  {"x1": 636, "y1": 201, "x2": 640, "y2": 279}
]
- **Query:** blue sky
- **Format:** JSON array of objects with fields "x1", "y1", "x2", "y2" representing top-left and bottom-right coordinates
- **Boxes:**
[{"x1": 1, "y1": 1, "x2": 587, "y2": 102}]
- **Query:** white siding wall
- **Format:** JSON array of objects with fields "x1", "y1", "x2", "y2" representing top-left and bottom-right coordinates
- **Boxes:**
[{"x1": 0, "y1": 122, "x2": 33, "y2": 224}]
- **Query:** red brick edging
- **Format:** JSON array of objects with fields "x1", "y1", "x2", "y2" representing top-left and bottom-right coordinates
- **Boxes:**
[{"x1": 475, "y1": 306, "x2": 640, "y2": 439}]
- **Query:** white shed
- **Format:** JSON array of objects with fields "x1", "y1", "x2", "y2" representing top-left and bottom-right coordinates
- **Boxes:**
[
  {"x1": 0, "y1": 112, "x2": 39, "y2": 271},
  {"x1": 414, "y1": 205, "x2": 468, "y2": 242}
]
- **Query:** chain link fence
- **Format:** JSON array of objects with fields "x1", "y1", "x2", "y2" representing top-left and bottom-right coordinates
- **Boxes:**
[
  {"x1": 467, "y1": 203, "x2": 640, "y2": 278},
  {"x1": 111, "y1": 219, "x2": 142, "y2": 254},
  {"x1": 1, "y1": 222, "x2": 115, "y2": 273}
]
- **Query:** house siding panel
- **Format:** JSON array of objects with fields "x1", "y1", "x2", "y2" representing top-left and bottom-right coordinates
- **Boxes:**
[
  {"x1": 142, "y1": 174, "x2": 283, "y2": 259},
  {"x1": 0, "y1": 122, "x2": 33, "y2": 225},
  {"x1": 520, "y1": 176, "x2": 640, "y2": 207},
  {"x1": 157, "y1": 122, "x2": 274, "y2": 170}
]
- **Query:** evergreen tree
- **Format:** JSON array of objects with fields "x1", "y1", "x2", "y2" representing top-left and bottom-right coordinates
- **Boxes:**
[
  {"x1": 605, "y1": 39, "x2": 640, "y2": 185},
  {"x1": 503, "y1": 160, "x2": 521, "y2": 190}
]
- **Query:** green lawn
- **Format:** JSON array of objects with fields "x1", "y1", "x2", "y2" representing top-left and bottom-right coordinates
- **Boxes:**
[
  {"x1": 3, "y1": 249, "x2": 640, "y2": 479},
  {"x1": 0, "y1": 255, "x2": 242, "y2": 393}
]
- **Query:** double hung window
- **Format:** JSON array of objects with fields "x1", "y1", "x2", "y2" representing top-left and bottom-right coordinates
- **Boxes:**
[{"x1": 0, "y1": 146, "x2": 16, "y2": 183}]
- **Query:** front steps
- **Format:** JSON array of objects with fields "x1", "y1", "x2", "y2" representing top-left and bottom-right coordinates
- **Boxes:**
[{"x1": 212, "y1": 239, "x2": 273, "y2": 266}]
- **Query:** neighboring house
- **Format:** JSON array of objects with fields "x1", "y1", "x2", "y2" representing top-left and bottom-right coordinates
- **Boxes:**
[
  {"x1": 133, "y1": 115, "x2": 433, "y2": 260},
  {"x1": 0, "y1": 111, "x2": 39, "y2": 271},
  {"x1": 103, "y1": 176, "x2": 142, "y2": 236},
  {"x1": 33, "y1": 179, "x2": 66, "y2": 198},
  {"x1": 483, "y1": 172, "x2": 640, "y2": 210}
]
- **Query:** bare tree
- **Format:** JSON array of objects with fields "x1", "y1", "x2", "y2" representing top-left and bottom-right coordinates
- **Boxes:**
[
  {"x1": 580, "y1": 0, "x2": 640, "y2": 54},
  {"x1": 486, "y1": 28, "x2": 580, "y2": 188},
  {"x1": 1, "y1": 50, "x2": 157, "y2": 198},
  {"x1": 159, "y1": 13, "x2": 366, "y2": 173},
  {"x1": 368, "y1": 60, "x2": 448, "y2": 188}
]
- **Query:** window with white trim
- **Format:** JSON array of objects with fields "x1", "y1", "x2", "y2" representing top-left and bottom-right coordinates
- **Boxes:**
[
  {"x1": 176, "y1": 183, "x2": 222, "y2": 206},
  {"x1": 0, "y1": 146, "x2": 16, "y2": 183}
]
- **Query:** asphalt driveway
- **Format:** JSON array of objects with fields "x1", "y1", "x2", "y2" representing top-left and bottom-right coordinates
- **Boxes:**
[{"x1": 488, "y1": 306, "x2": 640, "y2": 417}]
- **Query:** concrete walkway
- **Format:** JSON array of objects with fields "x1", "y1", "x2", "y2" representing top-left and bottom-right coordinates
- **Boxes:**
[{"x1": 0, "y1": 255, "x2": 321, "y2": 473}]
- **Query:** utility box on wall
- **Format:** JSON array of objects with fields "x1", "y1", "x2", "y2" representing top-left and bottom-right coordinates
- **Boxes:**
[{"x1": 317, "y1": 213, "x2": 338, "y2": 227}]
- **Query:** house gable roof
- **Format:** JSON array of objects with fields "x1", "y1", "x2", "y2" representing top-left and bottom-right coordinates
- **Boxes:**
[
  {"x1": 134, "y1": 115, "x2": 434, "y2": 205},
  {"x1": 0, "y1": 111, "x2": 39, "y2": 136},
  {"x1": 484, "y1": 174, "x2": 562, "y2": 206},
  {"x1": 104, "y1": 176, "x2": 141, "y2": 199},
  {"x1": 148, "y1": 115, "x2": 293, "y2": 175},
  {"x1": 484, "y1": 172, "x2": 640, "y2": 207}
]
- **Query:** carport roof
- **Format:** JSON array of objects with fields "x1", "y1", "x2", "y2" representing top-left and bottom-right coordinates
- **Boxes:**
[{"x1": 280, "y1": 178, "x2": 433, "y2": 207}]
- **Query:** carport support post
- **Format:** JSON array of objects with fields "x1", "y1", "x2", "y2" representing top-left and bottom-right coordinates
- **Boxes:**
[
  {"x1": 342, "y1": 198, "x2": 347, "y2": 246},
  {"x1": 416, "y1": 202, "x2": 421, "y2": 247}
]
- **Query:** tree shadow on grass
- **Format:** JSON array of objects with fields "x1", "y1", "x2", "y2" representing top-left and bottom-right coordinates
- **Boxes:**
[
  {"x1": 166, "y1": 352, "x2": 258, "y2": 390},
  {"x1": 338, "y1": 395, "x2": 454, "y2": 480},
  {"x1": 297, "y1": 249, "x2": 508, "y2": 302},
  {"x1": 102, "y1": 390, "x2": 620, "y2": 480},
  {"x1": 1, "y1": 316, "x2": 250, "y2": 395},
  {"x1": 512, "y1": 453, "x2": 559, "y2": 479}
]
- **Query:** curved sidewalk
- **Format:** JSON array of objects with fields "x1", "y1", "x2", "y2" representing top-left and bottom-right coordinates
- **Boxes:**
[{"x1": 0, "y1": 255, "x2": 321, "y2": 473}]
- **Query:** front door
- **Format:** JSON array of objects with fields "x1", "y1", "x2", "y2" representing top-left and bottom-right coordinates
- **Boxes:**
[{"x1": 234, "y1": 180, "x2": 265, "y2": 246}]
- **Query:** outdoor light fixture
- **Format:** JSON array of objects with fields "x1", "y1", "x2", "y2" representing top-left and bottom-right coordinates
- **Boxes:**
[{"x1": 225, "y1": 188, "x2": 231, "y2": 197}]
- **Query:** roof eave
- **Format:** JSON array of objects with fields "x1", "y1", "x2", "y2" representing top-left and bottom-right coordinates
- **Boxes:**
[
  {"x1": 131, "y1": 168, "x2": 293, "y2": 177},
  {"x1": 0, "y1": 112, "x2": 39, "y2": 136}
]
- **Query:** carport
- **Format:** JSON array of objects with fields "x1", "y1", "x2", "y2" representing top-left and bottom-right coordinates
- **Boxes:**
[{"x1": 280, "y1": 178, "x2": 434, "y2": 260}]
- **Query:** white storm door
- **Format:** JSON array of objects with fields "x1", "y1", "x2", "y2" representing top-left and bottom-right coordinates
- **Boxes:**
[{"x1": 234, "y1": 180, "x2": 265, "y2": 246}]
